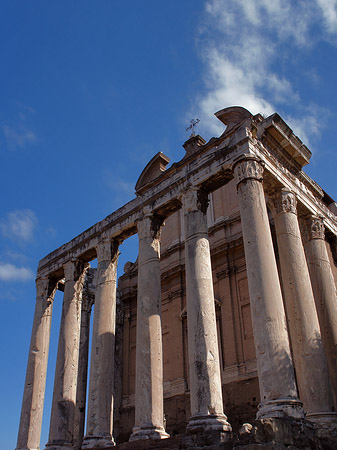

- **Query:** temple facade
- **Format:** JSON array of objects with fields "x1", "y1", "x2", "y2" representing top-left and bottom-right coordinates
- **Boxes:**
[{"x1": 16, "y1": 107, "x2": 337, "y2": 450}]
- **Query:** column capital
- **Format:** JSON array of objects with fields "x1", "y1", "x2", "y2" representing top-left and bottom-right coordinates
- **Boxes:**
[
  {"x1": 137, "y1": 211, "x2": 164, "y2": 240},
  {"x1": 181, "y1": 187, "x2": 209, "y2": 214},
  {"x1": 64, "y1": 259, "x2": 87, "y2": 282},
  {"x1": 233, "y1": 155, "x2": 264, "y2": 187},
  {"x1": 35, "y1": 276, "x2": 57, "y2": 299},
  {"x1": 96, "y1": 237, "x2": 119, "y2": 263},
  {"x1": 269, "y1": 189, "x2": 297, "y2": 215},
  {"x1": 305, "y1": 215, "x2": 325, "y2": 240}
]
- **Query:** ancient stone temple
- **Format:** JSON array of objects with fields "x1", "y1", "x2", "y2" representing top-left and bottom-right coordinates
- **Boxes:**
[{"x1": 16, "y1": 107, "x2": 337, "y2": 450}]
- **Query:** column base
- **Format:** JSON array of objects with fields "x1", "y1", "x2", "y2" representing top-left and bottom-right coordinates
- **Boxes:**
[
  {"x1": 183, "y1": 414, "x2": 232, "y2": 448},
  {"x1": 257, "y1": 398, "x2": 304, "y2": 420},
  {"x1": 186, "y1": 413, "x2": 232, "y2": 434},
  {"x1": 44, "y1": 442, "x2": 73, "y2": 450},
  {"x1": 306, "y1": 412, "x2": 337, "y2": 437},
  {"x1": 81, "y1": 435, "x2": 115, "y2": 448},
  {"x1": 16, "y1": 448, "x2": 39, "y2": 450},
  {"x1": 129, "y1": 426, "x2": 169, "y2": 441}
]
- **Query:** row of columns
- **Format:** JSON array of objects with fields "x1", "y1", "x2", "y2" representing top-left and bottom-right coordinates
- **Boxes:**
[{"x1": 16, "y1": 155, "x2": 337, "y2": 450}]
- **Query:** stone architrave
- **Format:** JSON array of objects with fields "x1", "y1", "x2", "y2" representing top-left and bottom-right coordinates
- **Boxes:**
[
  {"x1": 45, "y1": 260, "x2": 88, "y2": 450},
  {"x1": 16, "y1": 277, "x2": 57, "y2": 450},
  {"x1": 82, "y1": 239, "x2": 119, "y2": 449},
  {"x1": 303, "y1": 215, "x2": 337, "y2": 407},
  {"x1": 270, "y1": 189, "x2": 335, "y2": 421},
  {"x1": 233, "y1": 156, "x2": 303, "y2": 420},
  {"x1": 129, "y1": 213, "x2": 169, "y2": 441},
  {"x1": 182, "y1": 187, "x2": 232, "y2": 437}
]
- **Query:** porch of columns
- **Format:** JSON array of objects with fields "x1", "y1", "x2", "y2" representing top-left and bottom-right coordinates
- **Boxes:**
[
  {"x1": 182, "y1": 187, "x2": 231, "y2": 437},
  {"x1": 82, "y1": 238, "x2": 120, "y2": 449},
  {"x1": 269, "y1": 189, "x2": 335, "y2": 424},
  {"x1": 45, "y1": 260, "x2": 89, "y2": 450},
  {"x1": 129, "y1": 212, "x2": 169, "y2": 441},
  {"x1": 302, "y1": 215, "x2": 337, "y2": 408},
  {"x1": 16, "y1": 277, "x2": 58, "y2": 450},
  {"x1": 233, "y1": 155, "x2": 303, "y2": 420}
]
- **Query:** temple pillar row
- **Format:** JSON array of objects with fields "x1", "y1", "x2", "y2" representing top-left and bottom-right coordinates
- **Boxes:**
[
  {"x1": 302, "y1": 215, "x2": 337, "y2": 407},
  {"x1": 182, "y1": 187, "x2": 232, "y2": 439},
  {"x1": 46, "y1": 260, "x2": 89, "y2": 450},
  {"x1": 233, "y1": 156, "x2": 304, "y2": 420},
  {"x1": 269, "y1": 189, "x2": 335, "y2": 423},
  {"x1": 16, "y1": 277, "x2": 58, "y2": 450},
  {"x1": 129, "y1": 212, "x2": 169, "y2": 441},
  {"x1": 82, "y1": 238, "x2": 120, "y2": 449}
]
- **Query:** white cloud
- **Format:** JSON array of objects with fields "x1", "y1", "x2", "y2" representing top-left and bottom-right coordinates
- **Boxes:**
[
  {"x1": 1, "y1": 124, "x2": 38, "y2": 149},
  {"x1": 317, "y1": 0, "x2": 337, "y2": 33},
  {"x1": 0, "y1": 263, "x2": 34, "y2": 282},
  {"x1": 0, "y1": 209, "x2": 38, "y2": 242},
  {"x1": 195, "y1": 0, "x2": 337, "y2": 145}
]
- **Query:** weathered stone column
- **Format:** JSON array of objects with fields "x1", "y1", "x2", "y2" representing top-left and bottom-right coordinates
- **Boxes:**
[
  {"x1": 82, "y1": 239, "x2": 119, "y2": 448},
  {"x1": 46, "y1": 260, "x2": 88, "y2": 450},
  {"x1": 129, "y1": 213, "x2": 169, "y2": 441},
  {"x1": 233, "y1": 156, "x2": 303, "y2": 419},
  {"x1": 16, "y1": 277, "x2": 57, "y2": 450},
  {"x1": 182, "y1": 187, "x2": 231, "y2": 438},
  {"x1": 73, "y1": 270, "x2": 95, "y2": 450},
  {"x1": 303, "y1": 215, "x2": 337, "y2": 407},
  {"x1": 270, "y1": 189, "x2": 335, "y2": 422}
]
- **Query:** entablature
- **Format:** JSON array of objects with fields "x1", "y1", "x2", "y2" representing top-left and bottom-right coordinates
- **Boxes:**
[{"x1": 37, "y1": 107, "x2": 337, "y2": 280}]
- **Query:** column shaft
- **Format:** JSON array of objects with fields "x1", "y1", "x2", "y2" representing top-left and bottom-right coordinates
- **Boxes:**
[
  {"x1": 46, "y1": 260, "x2": 88, "y2": 450},
  {"x1": 16, "y1": 277, "x2": 57, "y2": 450},
  {"x1": 303, "y1": 216, "x2": 337, "y2": 407},
  {"x1": 271, "y1": 190, "x2": 334, "y2": 421},
  {"x1": 82, "y1": 240, "x2": 119, "y2": 448},
  {"x1": 130, "y1": 214, "x2": 169, "y2": 441},
  {"x1": 183, "y1": 187, "x2": 231, "y2": 435},
  {"x1": 73, "y1": 270, "x2": 94, "y2": 450},
  {"x1": 233, "y1": 156, "x2": 303, "y2": 419}
]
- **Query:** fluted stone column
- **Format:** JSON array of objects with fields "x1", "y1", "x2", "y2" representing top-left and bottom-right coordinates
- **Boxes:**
[
  {"x1": 303, "y1": 215, "x2": 337, "y2": 407},
  {"x1": 270, "y1": 189, "x2": 335, "y2": 422},
  {"x1": 46, "y1": 260, "x2": 88, "y2": 450},
  {"x1": 82, "y1": 239, "x2": 119, "y2": 448},
  {"x1": 233, "y1": 156, "x2": 303, "y2": 419},
  {"x1": 182, "y1": 187, "x2": 231, "y2": 437},
  {"x1": 73, "y1": 270, "x2": 95, "y2": 450},
  {"x1": 16, "y1": 277, "x2": 57, "y2": 450},
  {"x1": 129, "y1": 213, "x2": 169, "y2": 441}
]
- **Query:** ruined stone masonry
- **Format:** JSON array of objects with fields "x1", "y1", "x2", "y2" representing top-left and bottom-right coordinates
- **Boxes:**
[{"x1": 16, "y1": 107, "x2": 337, "y2": 450}]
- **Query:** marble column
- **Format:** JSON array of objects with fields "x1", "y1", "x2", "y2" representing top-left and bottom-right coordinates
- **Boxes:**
[
  {"x1": 303, "y1": 215, "x2": 337, "y2": 407},
  {"x1": 46, "y1": 260, "x2": 88, "y2": 450},
  {"x1": 270, "y1": 189, "x2": 335, "y2": 422},
  {"x1": 233, "y1": 156, "x2": 303, "y2": 419},
  {"x1": 82, "y1": 239, "x2": 119, "y2": 448},
  {"x1": 73, "y1": 270, "x2": 94, "y2": 450},
  {"x1": 16, "y1": 277, "x2": 57, "y2": 450},
  {"x1": 129, "y1": 213, "x2": 169, "y2": 441},
  {"x1": 182, "y1": 187, "x2": 231, "y2": 436}
]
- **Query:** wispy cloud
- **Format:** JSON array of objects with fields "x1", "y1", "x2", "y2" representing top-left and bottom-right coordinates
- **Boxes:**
[
  {"x1": 1, "y1": 102, "x2": 38, "y2": 149},
  {"x1": 0, "y1": 262, "x2": 34, "y2": 282},
  {"x1": 0, "y1": 209, "x2": 38, "y2": 242},
  {"x1": 1, "y1": 124, "x2": 38, "y2": 149},
  {"x1": 194, "y1": 0, "x2": 337, "y2": 145}
]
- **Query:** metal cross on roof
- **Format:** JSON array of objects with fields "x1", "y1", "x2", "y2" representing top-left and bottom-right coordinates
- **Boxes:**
[{"x1": 186, "y1": 118, "x2": 200, "y2": 137}]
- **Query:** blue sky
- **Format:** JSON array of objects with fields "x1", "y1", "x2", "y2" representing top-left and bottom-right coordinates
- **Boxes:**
[{"x1": 2, "y1": 1, "x2": 337, "y2": 449}]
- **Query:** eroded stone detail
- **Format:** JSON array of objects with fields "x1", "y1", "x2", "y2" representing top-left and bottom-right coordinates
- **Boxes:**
[
  {"x1": 269, "y1": 189, "x2": 297, "y2": 215},
  {"x1": 233, "y1": 157, "x2": 264, "y2": 187}
]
